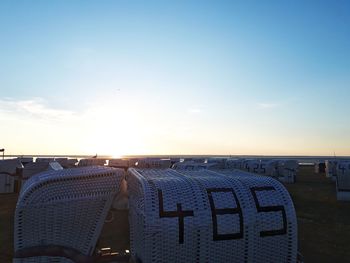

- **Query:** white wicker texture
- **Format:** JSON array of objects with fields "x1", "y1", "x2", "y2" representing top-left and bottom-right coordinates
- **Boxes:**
[
  {"x1": 178, "y1": 170, "x2": 297, "y2": 263},
  {"x1": 127, "y1": 168, "x2": 202, "y2": 262},
  {"x1": 211, "y1": 170, "x2": 297, "y2": 262},
  {"x1": 14, "y1": 166, "x2": 124, "y2": 263},
  {"x1": 127, "y1": 168, "x2": 297, "y2": 263}
]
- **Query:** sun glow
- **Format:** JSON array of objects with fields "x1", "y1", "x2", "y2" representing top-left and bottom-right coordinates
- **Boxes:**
[{"x1": 77, "y1": 97, "x2": 152, "y2": 156}]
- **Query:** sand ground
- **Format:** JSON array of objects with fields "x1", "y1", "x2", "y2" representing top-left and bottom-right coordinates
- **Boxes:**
[{"x1": 1, "y1": 166, "x2": 350, "y2": 262}]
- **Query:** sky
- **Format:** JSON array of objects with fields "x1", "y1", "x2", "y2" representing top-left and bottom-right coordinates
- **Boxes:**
[{"x1": 0, "y1": 0, "x2": 350, "y2": 156}]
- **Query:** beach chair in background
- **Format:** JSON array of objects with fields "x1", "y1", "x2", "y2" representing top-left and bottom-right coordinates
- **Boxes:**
[
  {"x1": 336, "y1": 161, "x2": 350, "y2": 201},
  {"x1": 78, "y1": 158, "x2": 106, "y2": 167},
  {"x1": 22, "y1": 161, "x2": 63, "y2": 180},
  {"x1": 258, "y1": 159, "x2": 279, "y2": 177},
  {"x1": 276, "y1": 160, "x2": 299, "y2": 183},
  {"x1": 127, "y1": 168, "x2": 297, "y2": 263},
  {"x1": 17, "y1": 158, "x2": 33, "y2": 167},
  {"x1": 244, "y1": 159, "x2": 261, "y2": 174},
  {"x1": 206, "y1": 157, "x2": 227, "y2": 169},
  {"x1": 224, "y1": 158, "x2": 243, "y2": 169},
  {"x1": 0, "y1": 159, "x2": 23, "y2": 193},
  {"x1": 336, "y1": 161, "x2": 350, "y2": 177},
  {"x1": 109, "y1": 159, "x2": 130, "y2": 170},
  {"x1": 191, "y1": 157, "x2": 206, "y2": 163},
  {"x1": 13, "y1": 166, "x2": 126, "y2": 263},
  {"x1": 172, "y1": 161, "x2": 217, "y2": 170},
  {"x1": 53, "y1": 158, "x2": 78, "y2": 168},
  {"x1": 314, "y1": 161, "x2": 326, "y2": 174},
  {"x1": 136, "y1": 158, "x2": 172, "y2": 169},
  {"x1": 127, "y1": 158, "x2": 139, "y2": 168},
  {"x1": 36, "y1": 157, "x2": 56, "y2": 162},
  {"x1": 325, "y1": 160, "x2": 338, "y2": 181},
  {"x1": 169, "y1": 158, "x2": 181, "y2": 166}
]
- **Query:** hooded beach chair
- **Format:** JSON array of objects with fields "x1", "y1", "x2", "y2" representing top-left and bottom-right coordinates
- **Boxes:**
[
  {"x1": 276, "y1": 160, "x2": 299, "y2": 183},
  {"x1": 135, "y1": 158, "x2": 171, "y2": 169},
  {"x1": 0, "y1": 159, "x2": 23, "y2": 193},
  {"x1": 325, "y1": 160, "x2": 338, "y2": 181},
  {"x1": 13, "y1": 166, "x2": 124, "y2": 262},
  {"x1": 127, "y1": 168, "x2": 297, "y2": 263},
  {"x1": 336, "y1": 161, "x2": 350, "y2": 201},
  {"x1": 108, "y1": 159, "x2": 130, "y2": 170},
  {"x1": 22, "y1": 161, "x2": 63, "y2": 180},
  {"x1": 78, "y1": 158, "x2": 106, "y2": 167},
  {"x1": 172, "y1": 161, "x2": 217, "y2": 170}
]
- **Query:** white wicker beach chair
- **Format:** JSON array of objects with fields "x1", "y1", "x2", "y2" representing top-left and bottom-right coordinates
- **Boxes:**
[
  {"x1": 336, "y1": 162, "x2": 350, "y2": 201},
  {"x1": 17, "y1": 158, "x2": 33, "y2": 166},
  {"x1": 109, "y1": 159, "x2": 130, "y2": 169},
  {"x1": 224, "y1": 158, "x2": 242, "y2": 169},
  {"x1": 244, "y1": 160, "x2": 261, "y2": 174},
  {"x1": 36, "y1": 158, "x2": 55, "y2": 162},
  {"x1": 54, "y1": 158, "x2": 77, "y2": 168},
  {"x1": 170, "y1": 158, "x2": 181, "y2": 165},
  {"x1": 336, "y1": 161, "x2": 350, "y2": 177},
  {"x1": 22, "y1": 161, "x2": 63, "y2": 180},
  {"x1": 0, "y1": 159, "x2": 23, "y2": 193},
  {"x1": 127, "y1": 158, "x2": 139, "y2": 168},
  {"x1": 192, "y1": 158, "x2": 206, "y2": 163},
  {"x1": 276, "y1": 160, "x2": 298, "y2": 183},
  {"x1": 13, "y1": 166, "x2": 124, "y2": 263},
  {"x1": 314, "y1": 161, "x2": 325, "y2": 174},
  {"x1": 206, "y1": 158, "x2": 227, "y2": 169},
  {"x1": 172, "y1": 161, "x2": 217, "y2": 170},
  {"x1": 78, "y1": 158, "x2": 106, "y2": 167},
  {"x1": 127, "y1": 168, "x2": 297, "y2": 263},
  {"x1": 325, "y1": 160, "x2": 338, "y2": 181},
  {"x1": 258, "y1": 160, "x2": 279, "y2": 177},
  {"x1": 136, "y1": 158, "x2": 172, "y2": 169}
]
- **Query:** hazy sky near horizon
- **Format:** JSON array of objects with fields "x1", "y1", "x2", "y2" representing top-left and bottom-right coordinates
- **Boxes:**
[{"x1": 1, "y1": 0, "x2": 350, "y2": 156}]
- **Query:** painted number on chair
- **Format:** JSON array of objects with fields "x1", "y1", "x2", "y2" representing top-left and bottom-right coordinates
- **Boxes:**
[
  {"x1": 207, "y1": 188, "x2": 244, "y2": 241},
  {"x1": 250, "y1": 186, "x2": 287, "y2": 237},
  {"x1": 158, "y1": 190, "x2": 194, "y2": 244},
  {"x1": 157, "y1": 186, "x2": 287, "y2": 244}
]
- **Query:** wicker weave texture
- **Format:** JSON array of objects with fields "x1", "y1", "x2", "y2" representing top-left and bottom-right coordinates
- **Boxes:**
[
  {"x1": 14, "y1": 166, "x2": 124, "y2": 263},
  {"x1": 127, "y1": 168, "x2": 297, "y2": 263}
]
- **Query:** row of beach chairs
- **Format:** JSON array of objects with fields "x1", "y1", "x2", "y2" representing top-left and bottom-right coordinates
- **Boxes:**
[
  {"x1": 313, "y1": 160, "x2": 350, "y2": 201},
  {"x1": 0, "y1": 157, "x2": 300, "y2": 194},
  {"x1": 0, "y1": 158, "x2": 299, "y2": 262},
  {"x1": 325, "y1": 160, "x2": 350, "y2": 201}
]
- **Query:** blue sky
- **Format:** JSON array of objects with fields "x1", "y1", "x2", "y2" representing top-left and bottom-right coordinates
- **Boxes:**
[{"x1": 0, "y1": 0, "x2": 349, "y2": 156}]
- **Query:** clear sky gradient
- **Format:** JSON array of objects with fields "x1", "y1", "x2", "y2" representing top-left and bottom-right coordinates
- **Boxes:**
[{"x1": 0, "y1": 0, "x2": 349, "y2": 156}]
